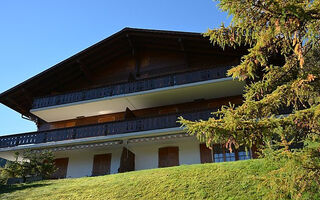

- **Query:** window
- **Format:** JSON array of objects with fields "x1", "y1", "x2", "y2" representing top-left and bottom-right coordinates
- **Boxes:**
[
  {"x1": 238, "y1": 146, "x2": 251, "y2": 160},
  {"x1": 200, "y1": 144, "x2": 252, "y2": 163},
  {"x1": 213, "y1": 144, "x2": 225, "y2": 163}
]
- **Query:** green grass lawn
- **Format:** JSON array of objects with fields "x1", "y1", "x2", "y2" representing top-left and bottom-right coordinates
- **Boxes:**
[{"x1": 0, "y1": 159, "x2": 275, "y2": 200}]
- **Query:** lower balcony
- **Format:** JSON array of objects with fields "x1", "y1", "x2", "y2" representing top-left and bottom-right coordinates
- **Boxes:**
[{"x1": 0, "y1": 109, "x2": 214, "y2": 151}]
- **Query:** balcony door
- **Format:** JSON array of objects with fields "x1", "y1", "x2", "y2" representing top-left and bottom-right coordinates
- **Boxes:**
[
  {"x1": 158, "y1": 146, "x2": 179, "y2": 168},
  {"x1": 52, "y1": 158, "x2": 69, "y2": 179},
  {"x1": 92, "y1": 154, "x2": 112, "y2": 176}
]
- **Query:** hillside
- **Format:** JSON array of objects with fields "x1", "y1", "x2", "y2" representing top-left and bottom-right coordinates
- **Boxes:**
[{"x1": 0, "y1": 159, "x2": 276, "y2": 200}]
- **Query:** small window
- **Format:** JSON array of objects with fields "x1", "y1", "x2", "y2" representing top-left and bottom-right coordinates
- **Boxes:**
[
  {"x1": 213, "y1": 144, "x2": 226, "y2": 163},
  {"x1": 214, "y1": 144, "x2": 250, "y2": 162},
  {"x1": 200, "y1": 144, "x2": 252, "y2": 163}
]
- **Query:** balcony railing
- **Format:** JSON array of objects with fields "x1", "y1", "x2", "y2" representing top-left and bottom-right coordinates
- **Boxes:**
[
  {"x1": 0, "y1": 109, "x2": 215, "y2": 149},
  {"x1": 32, "y1": 66, "x2": 231, "y2": 109}
]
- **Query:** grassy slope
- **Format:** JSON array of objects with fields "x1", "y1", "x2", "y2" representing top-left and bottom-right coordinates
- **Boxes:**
[{"x1": 0, "y1": 159, "x2": 274, "y2": 200}]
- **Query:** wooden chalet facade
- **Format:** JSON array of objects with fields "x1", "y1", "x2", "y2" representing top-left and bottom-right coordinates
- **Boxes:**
[{"x1": 0, "y1": 28, "x2": 252, "y2": 178}]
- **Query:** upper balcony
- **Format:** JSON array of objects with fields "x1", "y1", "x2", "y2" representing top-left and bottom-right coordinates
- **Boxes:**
[
  {"x1": 0, "y1": 109, "x2": 213, "y2": 151},
  {"x1": 31, "y1": 66, "x2": 245, "y2": 122}
]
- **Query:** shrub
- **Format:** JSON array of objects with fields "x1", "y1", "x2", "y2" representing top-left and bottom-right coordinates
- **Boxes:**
[{"x1": 1, "y1": 150, "x2": 56, "y2": 183}]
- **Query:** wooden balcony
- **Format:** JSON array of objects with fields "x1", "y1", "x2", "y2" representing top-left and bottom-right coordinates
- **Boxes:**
[
  {"x1": 32, "y1": 67, "x2": 231, "y2": 110},
  {"x1": 0, "y1": 109, "x2": 214, "y2": 149},
  {"x1": 30, "y1": 66, "x2": 245, "y2": 122}
]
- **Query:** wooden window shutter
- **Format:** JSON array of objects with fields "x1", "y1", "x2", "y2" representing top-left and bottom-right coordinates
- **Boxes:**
[
  {"x1": 51, "y1": 158, "x2": 69, "y2": 179},
  {"x1": 158, "y1": 147, "x2": 168, "y2": 168},
  {"x1": 199, "y1": 143, "x2": 212, "y2": 163},
  {"x1": 118, "y1": 147, "x2": 135, "y2": 173},
  {"x1": 158, "y1": 146, "x2": 179, "y2": 168},
  {"x1": 92, "y1": 154, "x2": 112, "y2": 176}
]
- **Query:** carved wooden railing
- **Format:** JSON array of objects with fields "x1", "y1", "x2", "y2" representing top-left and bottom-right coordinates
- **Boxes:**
[{"x1": 0, "y1": 109, "x2": 215, "y2": 149}]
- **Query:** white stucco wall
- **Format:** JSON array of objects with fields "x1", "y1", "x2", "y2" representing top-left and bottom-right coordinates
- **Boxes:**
[
  {"x1": 53, "y1": 137, "x2": 201, "y2": 178},
  {"x1": 54, "y1": 147, "x2": 122, "y2": 178},
  {"x1": 0, "y1": 137, "x2": 202, "y2": 178},
  {"x1": 128, "y1": 137, "x2": 200, "y2": 171}
]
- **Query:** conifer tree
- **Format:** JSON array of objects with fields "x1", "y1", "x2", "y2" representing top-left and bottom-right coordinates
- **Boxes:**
[{"x1": 179, "y1": 0, "x2": 320, "y2": 152}]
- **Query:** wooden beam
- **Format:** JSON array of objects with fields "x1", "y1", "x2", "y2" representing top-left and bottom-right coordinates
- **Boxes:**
[{"x1": 134, "y1": 44, "x2": 242, "y2": 56}]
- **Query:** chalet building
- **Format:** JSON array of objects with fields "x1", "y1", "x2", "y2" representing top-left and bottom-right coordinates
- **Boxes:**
[{"x1": 0, "y1": 28, "x2": 252, "y2": 179}]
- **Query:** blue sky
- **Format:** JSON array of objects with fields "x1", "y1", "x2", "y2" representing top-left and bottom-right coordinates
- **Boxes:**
[{"x1": 0, "y1": 0, "x2": 229, "y2": 136}]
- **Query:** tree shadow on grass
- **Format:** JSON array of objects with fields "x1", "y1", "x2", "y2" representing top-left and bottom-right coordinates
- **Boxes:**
[{"x1": 0, "y1": 182, "x2": 51, "y2": 194}]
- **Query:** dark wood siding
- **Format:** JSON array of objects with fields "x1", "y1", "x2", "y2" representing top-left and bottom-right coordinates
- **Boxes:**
[
  {"x1": 158, "y1": 146, "x2": 179, "y2": 168},
  {"x1": 92, "y1": 154, "x2": 112, "y2": 176},
  {"x1": 199, "y1": 143, "x2": 212, "y2": 163},
  {"x1": 51, "y1": 158, "x2": 69, "y2": 179}
]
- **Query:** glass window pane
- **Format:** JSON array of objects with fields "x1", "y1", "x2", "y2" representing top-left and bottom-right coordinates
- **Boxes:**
[
  {"x1": 213, "y1": 144, "x2": 224, "y2": 163},
  {"x1": 225, "y1": 151, "x2": 235, "y2": 162},
  {"x1": 238, "y1": 147, "x2": 251, "y2": 160}
]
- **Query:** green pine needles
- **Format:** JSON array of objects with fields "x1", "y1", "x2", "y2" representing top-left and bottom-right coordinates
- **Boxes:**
[
  {"x1": 179, "y1": 1, "x2": 320, "y2": 199},
  {"x1": 179, "y1": 0, "x2": 320, "y2": 152}
]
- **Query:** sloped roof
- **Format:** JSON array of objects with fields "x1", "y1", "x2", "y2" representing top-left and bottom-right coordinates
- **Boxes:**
[{"x1": 0, "y1": 28, "x2": 246, "y2": 119}]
